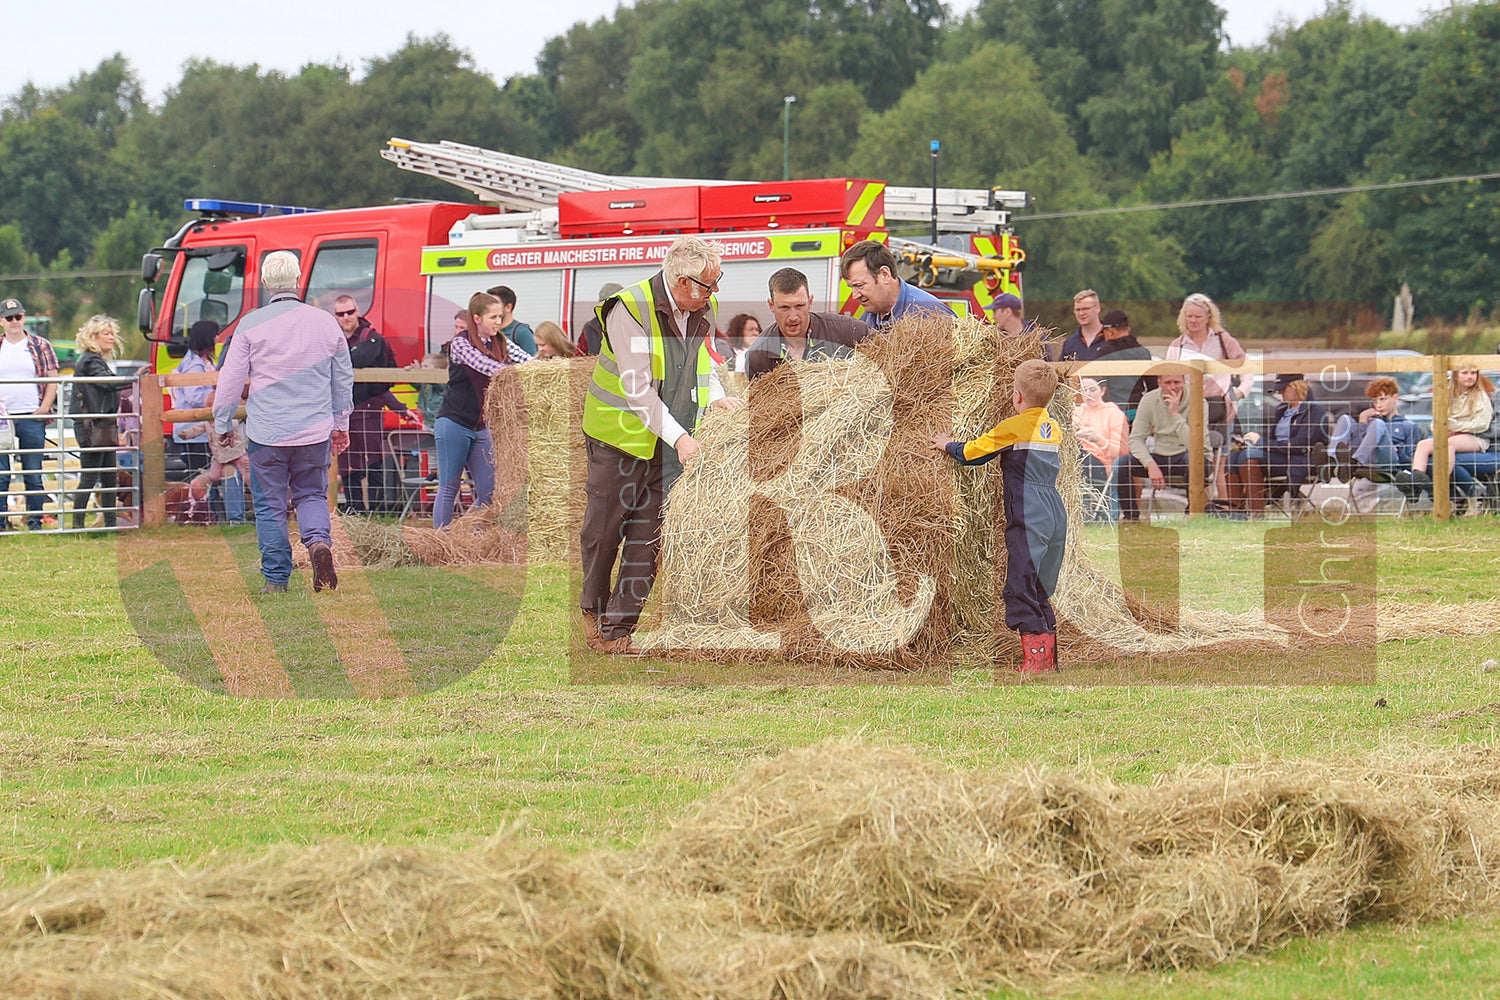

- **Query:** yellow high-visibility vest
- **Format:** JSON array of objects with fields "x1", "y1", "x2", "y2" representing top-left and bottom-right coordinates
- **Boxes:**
[{"x1": 582, "y1": 275, "x2": 714, "y2": 459}]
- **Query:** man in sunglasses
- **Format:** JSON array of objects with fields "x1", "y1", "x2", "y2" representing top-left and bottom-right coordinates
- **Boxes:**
[
  {"x1": 579, "y1": 236, "x2": 742, "y2": 656},
  {"x1": 331, "y1": 295, "x2": 407, "y2": 513}
]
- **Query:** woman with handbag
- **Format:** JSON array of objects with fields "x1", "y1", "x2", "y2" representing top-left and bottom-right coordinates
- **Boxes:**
[
  {"x1": 70, "y1": 315, "x2": 128, "y2": 529},
  {"x1": 1165, "y1": 293, "x2": 1254, "y2": 499}
]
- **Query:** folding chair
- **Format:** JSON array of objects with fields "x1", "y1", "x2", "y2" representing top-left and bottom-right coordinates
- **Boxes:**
[{"x1": 387, "y1": 429, "x2": 437, "y2": 520}]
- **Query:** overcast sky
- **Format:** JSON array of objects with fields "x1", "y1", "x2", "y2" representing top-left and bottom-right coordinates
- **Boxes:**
[{"x1": 4, "y1": 0, "x2": 1445, "y2": 104}]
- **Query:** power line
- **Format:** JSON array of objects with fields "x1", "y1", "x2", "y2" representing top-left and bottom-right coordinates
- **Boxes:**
[
  {"x1": 0, "y1": 269, "x2": 136, "y2": 282},
  {"x1": 1014, "y1": 170, "x2": 1500, "y2": 222}
]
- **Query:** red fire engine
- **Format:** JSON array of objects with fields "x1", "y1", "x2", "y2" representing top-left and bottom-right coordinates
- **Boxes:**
[{"x1": 137, "y1": 139, "x2": 1029, "y2": 374}]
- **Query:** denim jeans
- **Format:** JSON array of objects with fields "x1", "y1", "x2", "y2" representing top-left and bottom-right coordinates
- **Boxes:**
[
  {"x1": 433, "y1": 417, "x2": 494, "y2": 528},
  {"x1": 247, "y1": 440, "x2": 332, "y2": 585},
  {"x1": 0, "y1": 416, "x2": 48, "y2": 527},
  {"x1": 1080, "y1": 453, "x2": 1118, "y2": 521}
]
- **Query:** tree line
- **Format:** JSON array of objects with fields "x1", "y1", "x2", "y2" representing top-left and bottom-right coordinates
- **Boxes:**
[{"x1": 1, "y1": 0, "x2": 1497, "y2": 337}]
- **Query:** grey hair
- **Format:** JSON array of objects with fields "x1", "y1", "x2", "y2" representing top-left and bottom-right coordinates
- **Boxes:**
[
  {"x1": 261, "y1": 250, "x2": 302, "y2": 293},
  {"x1": 662, "y1": 236, "x2": 724, "y2": 286}
]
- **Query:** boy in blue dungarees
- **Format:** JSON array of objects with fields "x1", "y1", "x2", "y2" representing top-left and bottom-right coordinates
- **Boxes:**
[{"x1": 932, "y1": 359, "x2": 1066, "y2": 674}]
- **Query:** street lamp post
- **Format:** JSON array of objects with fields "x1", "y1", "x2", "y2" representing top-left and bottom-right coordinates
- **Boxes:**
[
  {"x1": 783, "y1": 95, "x2": 797, "y2": 181},
  {"x1": 929, "y1": 140, "x2": 940, "y2": 245}
]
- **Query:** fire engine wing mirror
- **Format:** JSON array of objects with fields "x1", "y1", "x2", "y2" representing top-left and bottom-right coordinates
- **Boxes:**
[
  {"x1": 140, "y1": 252, "x2": 163, "y2": 284},
  {"x1": 202, "y1": 269, "x2": 234, "y2": 296},
  {"x1": 137, "y1": 287, "x2": 156, "y2": 336}
]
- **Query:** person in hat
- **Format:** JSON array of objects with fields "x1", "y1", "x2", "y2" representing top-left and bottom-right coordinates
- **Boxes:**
[
  {"x1": 988, "y1": 291, "x2": 1049, "y2": 360},
  {"x1": 1092, "y1": 309, "x2": 1154, "y2": 420},
  {"x1": 1225, "y1": 373, "x2": 1327, "y2": 514},
  {"x1": 0, "y1": 298, "x2": 60, "y2": 530},
  {"x1": 576, "y1": 282, "x2": 623, "y2": 357}
]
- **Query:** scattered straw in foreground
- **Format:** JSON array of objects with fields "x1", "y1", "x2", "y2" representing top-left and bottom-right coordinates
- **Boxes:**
[{"x1": 4, "y1": 740, "x2": 1499, "y2": 998}]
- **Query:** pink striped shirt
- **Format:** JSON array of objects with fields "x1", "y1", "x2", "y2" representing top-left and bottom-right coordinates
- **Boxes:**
[{"x1": 214, "y1": 294, "x2": 354, "y2": 447}]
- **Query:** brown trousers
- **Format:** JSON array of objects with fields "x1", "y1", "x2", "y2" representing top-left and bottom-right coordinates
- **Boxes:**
[
  {"x1": 579, "y1": 438, "x2": 681, "y2": 641},
  {"x1": 1226, "y1": 457, "x2": 1265, "y2": 512}
]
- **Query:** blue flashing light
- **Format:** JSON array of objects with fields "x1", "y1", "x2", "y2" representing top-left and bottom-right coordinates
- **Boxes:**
[
  {"x1": 930, "y1": 140, "x2": 941, "y2": 152},
  {"x1": 184, "y1": 198, "x2": 322, "y2": 217}
]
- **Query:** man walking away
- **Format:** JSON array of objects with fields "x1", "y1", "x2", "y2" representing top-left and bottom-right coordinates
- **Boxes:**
[{"x1": 215, "y1": 251, "x2": 353, "y2": 594}]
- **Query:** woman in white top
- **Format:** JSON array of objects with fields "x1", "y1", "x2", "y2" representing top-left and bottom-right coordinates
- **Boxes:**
[{"x1": 1403, "y1": 368, "x2": 1494, "y2": 502}]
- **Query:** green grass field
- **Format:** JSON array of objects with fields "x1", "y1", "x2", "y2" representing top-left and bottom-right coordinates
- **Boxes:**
[{"x1": 3, "y1": 518, "x2": 1499, "y2": 997}]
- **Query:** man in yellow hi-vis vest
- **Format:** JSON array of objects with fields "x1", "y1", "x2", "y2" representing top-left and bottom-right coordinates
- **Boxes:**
[{"x1": 580, "y1": 236, "x2": 743, "y2": 655}]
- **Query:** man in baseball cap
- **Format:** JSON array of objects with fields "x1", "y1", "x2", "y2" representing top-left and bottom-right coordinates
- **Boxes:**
[
  {"x1": 0, "y1": 297, "x2": 61, "y2": 530},
  {"x1": 1094, "y1": 308, "x2": 1154, "y2": 419}
]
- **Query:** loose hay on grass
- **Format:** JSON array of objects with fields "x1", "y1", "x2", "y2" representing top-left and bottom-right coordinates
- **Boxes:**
[{"x1": 6, "y1": 741, "x2": 1500, "y2": 998}]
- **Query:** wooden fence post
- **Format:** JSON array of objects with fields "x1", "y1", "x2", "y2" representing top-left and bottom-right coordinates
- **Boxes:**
[
  {"x1": 1432, "y1": 355, "x2": 1450, "y2": 522},
  {"x1": 1187, "y1": 365, "x2": 1206, "y2": 515},
  {"x1": 140, "y1": 373, "x2": 166, "y2": 528}
]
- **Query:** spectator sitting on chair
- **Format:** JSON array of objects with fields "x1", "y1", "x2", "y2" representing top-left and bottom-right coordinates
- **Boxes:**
[
  {"x1": 1226, "y1": 374, "x2": 1326, "y2": 515},
  {"x1": 1326, "y1": 377, "x2": 1428, "y2": 477},
  {"x1": 1072, "y1": 376, "x2": 1128, "y2": 521},
  {"x1": 1114, "y1": 371, "x2": 1211, "y2": 522},
  {"x1": 1397, "y1": 368, "x2": 1493, "y2": 503}
]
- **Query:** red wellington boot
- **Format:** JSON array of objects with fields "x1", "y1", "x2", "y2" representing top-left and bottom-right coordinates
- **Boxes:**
[{"x1": 1019, "y1": 633, "x2": 1058, "y2": 675}]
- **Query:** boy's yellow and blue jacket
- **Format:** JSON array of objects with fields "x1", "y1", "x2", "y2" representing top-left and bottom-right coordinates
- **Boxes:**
[
  {"x1": 943, "y1": 405, "x2": 1066, "y2": 549},
  {"x1": 944, "y1": 406, "x2": 1063, "y2": 474}
]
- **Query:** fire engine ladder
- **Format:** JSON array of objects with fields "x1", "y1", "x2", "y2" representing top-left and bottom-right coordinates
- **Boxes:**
[
  {"x1": 382, "y1": 137, "x2": 1029, "y2": 234},
  {"x1": 381, "y1": 138, "x2": 734, "y2": 213},
  {"x1": 887, "y1": 235, "x2": 1026, "y2": 290}
]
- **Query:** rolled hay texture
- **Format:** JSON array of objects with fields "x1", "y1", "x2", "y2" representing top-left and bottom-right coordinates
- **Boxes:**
[
  {"x1": 5, "y1": 740, "x2": 1500, "y2": 998},
  {"x1": 640, "y1": 315, "x2": 1288, "y2": 667}
]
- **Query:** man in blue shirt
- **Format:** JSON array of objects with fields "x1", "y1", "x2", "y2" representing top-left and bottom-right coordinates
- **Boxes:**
[
  {"x1": 840, "y1": 240, "x2": 956, "y2": 328},
  {"x1": 1054, "y1": 288, "x2": 1107, "y2": 362}
]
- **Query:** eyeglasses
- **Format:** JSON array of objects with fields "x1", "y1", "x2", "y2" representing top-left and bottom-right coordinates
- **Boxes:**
[
  {"x1": 1, "y1": 315, "x2": 23, "y2": 321},
  {"x1": 685, "y1": 274, "x2": 721, "y2": 293},
  {"x1": 334, "y1": 309, "x2": 358, "y2": 318}
]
